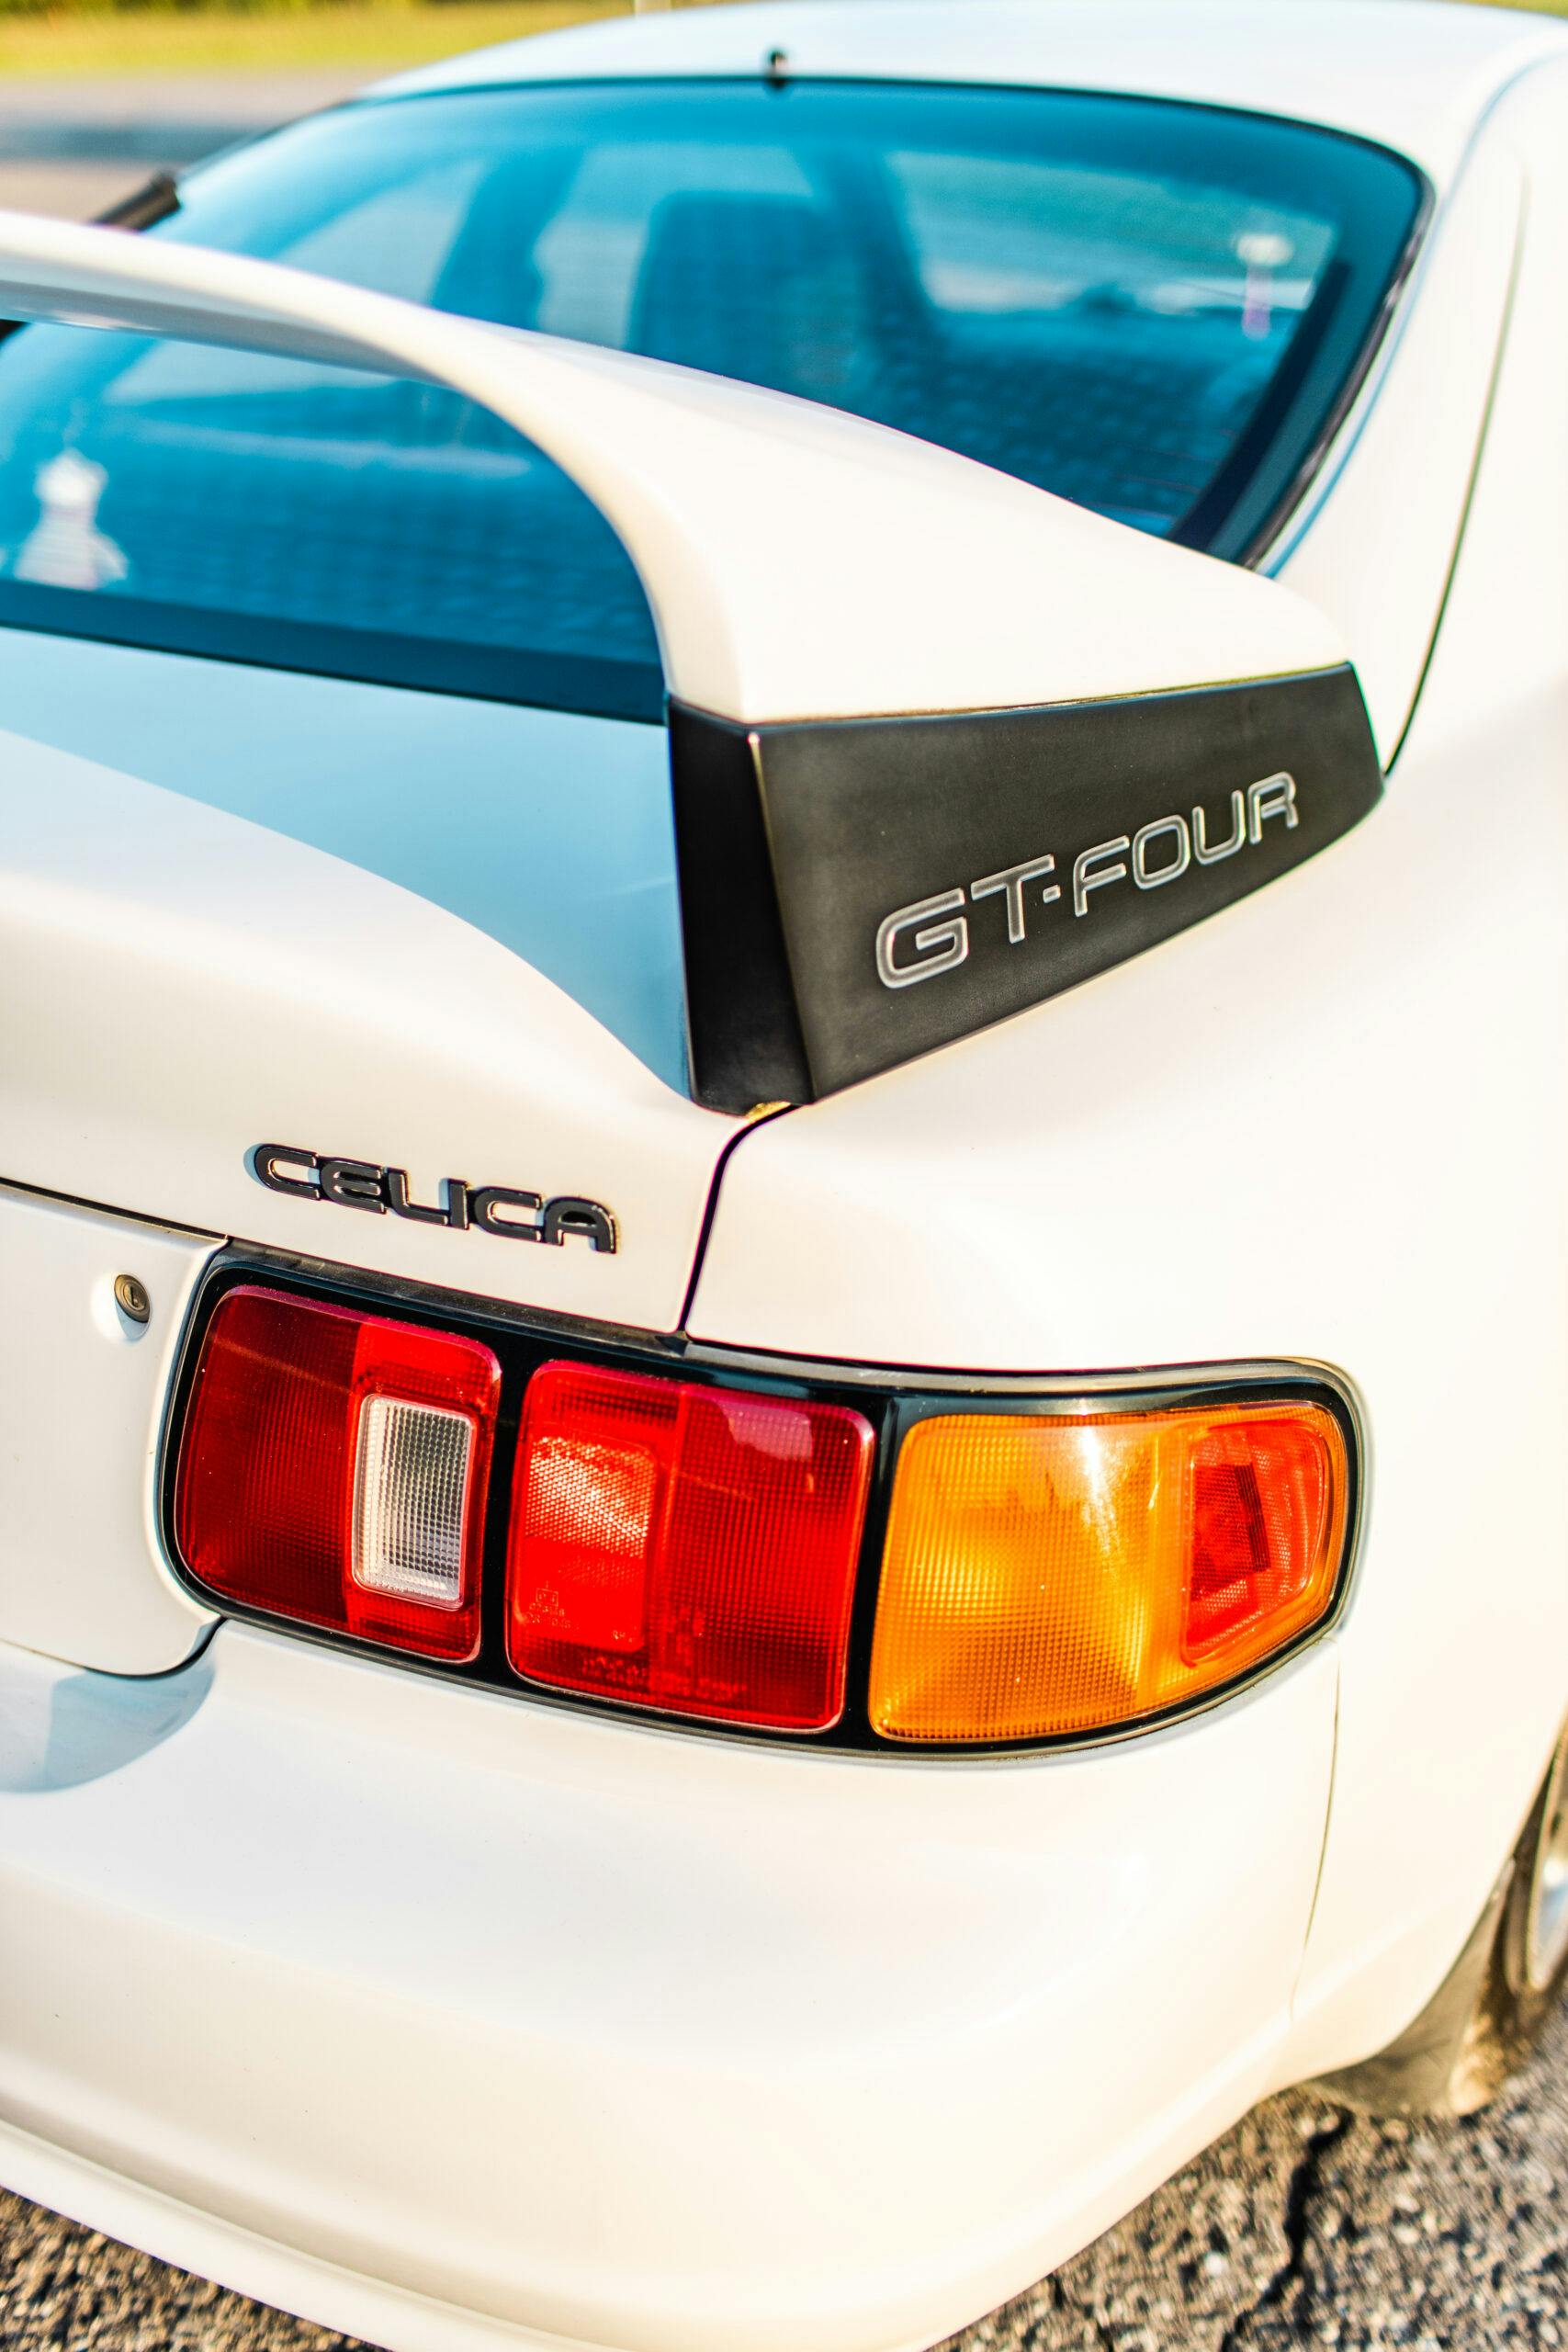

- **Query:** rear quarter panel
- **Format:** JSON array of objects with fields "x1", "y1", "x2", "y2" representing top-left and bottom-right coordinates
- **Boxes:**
[{"x1": 686, "y1": 85, "x2": 1568, "y2": 2075}]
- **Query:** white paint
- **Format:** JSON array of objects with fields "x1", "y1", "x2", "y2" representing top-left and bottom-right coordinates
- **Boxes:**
[
  {"x1": 378, "y1": 0, "x2": 1568, "y2": 194},
  {"x1": 1290, "y1": 51, "x2": 1568, "y2": 2073},
  {"x1": 0, "y1": 629, "x2": 690, "y2": 1091},
  {"x1": 0, "y1": 1623, "x2": 1335, "y2": 2352},
  {"x1": 0, "y1": 1185, "x2": 215, "y2": 1674},
  {"x1": 1274, "y1": 141, "x2": 1523, "y2": 763},
  {"x1": 0, "y1": 740, "x2": 736, "y2": 1334}
]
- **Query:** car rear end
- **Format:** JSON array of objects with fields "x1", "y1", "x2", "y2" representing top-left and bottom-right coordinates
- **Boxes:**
[
  {"x1": 0, "y1": 16, "x2": 1550, "y2": 2350},
  {"x1": 0, "y1": 1189, "x2": 1355, "y2": 2352}
]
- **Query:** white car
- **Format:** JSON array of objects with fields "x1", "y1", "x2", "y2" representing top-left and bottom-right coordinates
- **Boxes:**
[{"x1": 1, "y1": 4, "x2": 1565, "y2": 2347}]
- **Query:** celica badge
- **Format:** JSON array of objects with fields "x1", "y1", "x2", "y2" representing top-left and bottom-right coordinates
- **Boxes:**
[{"x1": 251, "y1": 1145, "x2": 617, "y2": 1254}]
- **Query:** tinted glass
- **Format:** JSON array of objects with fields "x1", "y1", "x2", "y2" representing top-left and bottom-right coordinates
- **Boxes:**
[{"x1": 0, "y1": 81, "x2": 1422, "y2": 722}]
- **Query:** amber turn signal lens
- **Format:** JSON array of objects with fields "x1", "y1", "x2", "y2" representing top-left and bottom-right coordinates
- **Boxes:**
[{"x1": 868, "y1": 1398, "x2": 1349, "y2": 1744}]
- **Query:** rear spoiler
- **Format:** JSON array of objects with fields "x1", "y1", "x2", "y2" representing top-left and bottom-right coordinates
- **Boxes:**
[{"x1": 0, "y1": 211, "x2": 1382, "y2": 1111}]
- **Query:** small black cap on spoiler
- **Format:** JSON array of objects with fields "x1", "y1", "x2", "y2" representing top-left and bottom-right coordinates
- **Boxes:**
[{"x1": 671, "y1": 664, "x2": 1382, "y2": 1114}]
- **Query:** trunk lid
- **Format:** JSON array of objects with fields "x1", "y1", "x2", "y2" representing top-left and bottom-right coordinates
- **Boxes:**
[{"x1": 0, "y1": 712, "x2": 739, "y2": 1335}]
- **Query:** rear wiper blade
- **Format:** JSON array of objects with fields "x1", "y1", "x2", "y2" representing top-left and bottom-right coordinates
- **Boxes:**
[{"x1": 96, "y1": 171, "x2": 182, "y2": 232}]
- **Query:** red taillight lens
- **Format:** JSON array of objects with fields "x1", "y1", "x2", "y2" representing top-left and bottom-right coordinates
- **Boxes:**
[
  {"x1": 505, "y1": 1361, "x2": 874, "y2": 1730},
  {"x1": 1183, "y1": 1416, "x2": 1337, "y2": 1660},
  {"x1": 175, "y1": 1285, "x2": 500, "y2": 1661}
]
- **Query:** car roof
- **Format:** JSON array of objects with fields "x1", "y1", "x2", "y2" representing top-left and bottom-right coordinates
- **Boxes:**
[{"x1": 369, "y1": 0, "x2": 1568, "y2": 190}]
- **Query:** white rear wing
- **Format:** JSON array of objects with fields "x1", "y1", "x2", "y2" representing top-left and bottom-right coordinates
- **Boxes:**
[
  {"x1": 0, "y1": 208, "x2": 1345, "y2": 727},
  {"x1": 0, "y1": 209, "x2": 1380, "y2": 1110}
]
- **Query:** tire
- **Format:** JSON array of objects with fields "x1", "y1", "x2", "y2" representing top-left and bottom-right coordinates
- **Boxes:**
[{"x1": 1319, "y1": 1717, "x2": 1568, "y2": 2119}]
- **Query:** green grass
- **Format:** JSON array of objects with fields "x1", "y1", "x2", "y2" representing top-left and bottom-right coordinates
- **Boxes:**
[{"x1": 0, "y1": 0, "x2": 716, "y2": 79}]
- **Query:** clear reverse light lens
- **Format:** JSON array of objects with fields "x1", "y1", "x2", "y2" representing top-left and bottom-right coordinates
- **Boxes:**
[
  {"x1": 174, "y1": 1284, "x2": 498, "y2": 1663},
  {"x1": 353, "y1": 1395, "x2": 475, "y2": 1611}
]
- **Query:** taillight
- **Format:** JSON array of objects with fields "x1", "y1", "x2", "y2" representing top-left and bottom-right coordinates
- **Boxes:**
[
  {"x1": 175, "y1": 1285, "x2": 499, "y2": 1661},
  {"x1": 170, "y1": 1272, "x2": 1355, "y2": 1749},
  {"x1": 505, "y1": 1361, "x2": 874, "y2": 1730},
  {"x1": 866, "y1": 1398, "x2": 1348, "y2": 1744}
]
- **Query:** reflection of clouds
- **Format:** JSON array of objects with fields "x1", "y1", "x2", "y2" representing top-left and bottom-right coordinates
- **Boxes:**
[
  {"x1": 532, "y1": 1434, "x2": 657, "y2": 1562},
  {"x1": 922, "y1": 261, "x2": 1087, "y2": 311},
  {"x1": 534, "y1": 141, "x2": 814, "y2": 347},
  {"x1": 1147, "y1": 276, "x2": 1315, "y2": 316},
  {"x1": 1235, "y1": 231, "x2": 1299, "y2": 342},
  {"x1": 1235, "y1": 229, "x2": 1296, "y2": 270},
  {"x1": 924, "y1": 258, "x2": 1315, "y2": 320},
  {"x1": 1072, "y1": 1424, "x2": 1123, "y2": 1554},
  {"x1": 721, "y1": 1393, "x2": 816, "y2": 1466}
]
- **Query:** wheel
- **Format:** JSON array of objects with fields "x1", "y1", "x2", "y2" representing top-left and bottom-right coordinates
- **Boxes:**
[
  {"x1": 1501, "y1": 1723, "x2": 1568, "y2": 2018},
  {"x1": 1320, "y1": 1716, "x2": 1568, "y2": 2119}
]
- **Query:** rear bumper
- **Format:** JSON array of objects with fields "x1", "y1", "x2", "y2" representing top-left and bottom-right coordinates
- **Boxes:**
[{"x1": 0, "y1": 1622, "x2": 1337, "y2": 2352}]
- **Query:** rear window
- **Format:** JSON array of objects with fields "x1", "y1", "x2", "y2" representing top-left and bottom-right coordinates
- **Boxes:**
[{"x1": 0, "y1": 79, "x2": 1424, "y2": 724}]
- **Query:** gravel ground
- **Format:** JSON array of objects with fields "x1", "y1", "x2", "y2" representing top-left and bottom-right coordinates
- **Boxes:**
[{"x1": 3, "y1": 1990, "x2": 1566, "y2": 2350}]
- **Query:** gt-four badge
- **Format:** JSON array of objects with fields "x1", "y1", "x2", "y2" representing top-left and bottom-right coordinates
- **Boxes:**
[{"x1": 875, "y1": 774, "x2": 1299, "y2": 989}]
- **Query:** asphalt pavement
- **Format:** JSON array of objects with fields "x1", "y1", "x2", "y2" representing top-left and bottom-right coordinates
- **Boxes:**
[
  {"x1": 0, "y1": 71, "x2": 367, "y2": 217},
  {"x1": 0, "y1": 64, "x2": 1565, "y2": 2352}
]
